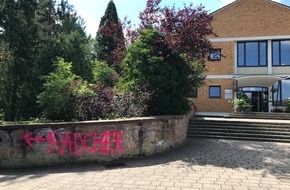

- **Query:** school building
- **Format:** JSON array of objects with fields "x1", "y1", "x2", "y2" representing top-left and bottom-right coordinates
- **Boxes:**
[{"x1": 191, "y1": 0, "x2": 290, "y2": 116}]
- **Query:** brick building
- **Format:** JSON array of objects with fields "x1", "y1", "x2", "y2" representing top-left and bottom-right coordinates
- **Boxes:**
[{"x1": 191, "y1": 0, "x2": 290, "y2": 116}]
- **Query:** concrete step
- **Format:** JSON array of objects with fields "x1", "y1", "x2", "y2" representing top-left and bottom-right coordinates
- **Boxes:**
[
  {"x1": 187, "y1": 135, "x2": 290, "y2": 143},
  {"x1": 188, "y1": 127, "x2": 290, "y2": 134},
  {"x1": 225, "y1": 112, "x2": 290, "y2": 120},
  {"x1": 188, "y1": 117, "x2": 290, "y2": 143},
  {"x1": 188, "y1": 124, "x2": 290, "y2": 131},
  {"x1": 189, "y1": 119, "x2": 290, "y2": 127},
  {"x1": 187, "y1": 130, "x2": 290, "y2": 139}
]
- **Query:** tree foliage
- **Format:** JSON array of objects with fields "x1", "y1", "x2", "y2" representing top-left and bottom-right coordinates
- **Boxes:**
[
  {"x1": 37, "y1": 58, "x2": 93, "y2": 121},
  {"x1": 0, "y1": 0, "x2": 93, "y2": 121},
  {"x1": 92, "y1": 60, "x2": 118, "y2": 87},
  {"x1": 37, "y1": 30, "x2": 93, "y2": 82},
  {"x1": 36, "y1": 0, "x2": 93, "y2": 81},
  {"x1": 119, "y1": 28, "x2": 192, "y2": 115},
  {"x1": 35, "y1": 0, "x2": 57, "y2": 47},
  {"x1": 37, "y1": 58, "x2": 77, "y2": 121},
  {"x1": 0, "y1": 0, "x2": 39, "y2": 120},
  {"x1": 0, "y1": 41, "x2": 14, "y2": 120},
  {"x1": 0, "y1": 0, "x2": 214, "y2": 121},
  {"x1": 123, "y1": 0, "x2": 214, "y2": 88},
  {"x1": 95, "y1": 0, "x2": 125, "y2": 70},
  {"x1": 138, "y1": 0, "x2": 214, "y2": 60}
]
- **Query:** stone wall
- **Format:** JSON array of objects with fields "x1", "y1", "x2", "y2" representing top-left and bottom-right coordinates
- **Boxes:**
[{"x1": 0, "y1": 112, "x2": 192, "y2": 169}]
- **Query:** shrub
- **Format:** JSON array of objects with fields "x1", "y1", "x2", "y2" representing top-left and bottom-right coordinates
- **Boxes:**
[
  {"x1": 37, "y1": 58, "x2": 77, "y2": 121},
  {"x1": 73, "y1": 85, "x2": 154, "y2": 120},
  {"x1": 111, "y1": 88, "x2": 154, "y2": 118},
  {"x1": 118, "y1": 28, "x2": 193, "y2": 116},
  {"x1": 92, "y1": 60, "x2": 118, "y2": 87},
  {"x1": 73, "y1": 84, "x2": 114, "y2": 120},
  {"x1": 233, "y1": 98, "x2": 252, "y2": 112}
]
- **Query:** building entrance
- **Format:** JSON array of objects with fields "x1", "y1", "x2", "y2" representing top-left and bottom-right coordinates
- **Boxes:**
[{"x1": 238, "y1": 87, "x2": 269, "y2": 112}]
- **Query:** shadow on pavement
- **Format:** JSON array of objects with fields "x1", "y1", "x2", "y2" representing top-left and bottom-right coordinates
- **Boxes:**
[
  {"x1": 126, "y1": 138, "x2": 290, "y2": 180},
  {"x1": 1, "y1": 138, "x2": 290, "y2": 182}
]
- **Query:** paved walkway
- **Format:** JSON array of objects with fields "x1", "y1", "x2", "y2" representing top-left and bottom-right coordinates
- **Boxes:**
[{"x1": 1, "y1": 139, "x2": 290, "y2": 190}]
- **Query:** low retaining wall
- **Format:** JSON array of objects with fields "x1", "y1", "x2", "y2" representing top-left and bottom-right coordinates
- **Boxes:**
[{"x1": 0, "y1": 112, "x2": 192, "y2": 169}]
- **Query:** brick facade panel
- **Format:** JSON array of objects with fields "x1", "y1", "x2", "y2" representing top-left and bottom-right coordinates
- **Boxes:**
[
  {"x1": 207, "y1": 42, "x2": 234, "y2": 75},
  {"x1": 191, "y1": 79, "x2": 234, "y2": 113},
  {"x1": 211, "y1": 0, "x2": 290, "y2": 38}
]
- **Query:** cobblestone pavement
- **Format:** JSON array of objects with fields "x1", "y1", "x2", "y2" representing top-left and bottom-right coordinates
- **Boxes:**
[{"x1": 1, "y1": 139, "x2": 290, "y2": 190}]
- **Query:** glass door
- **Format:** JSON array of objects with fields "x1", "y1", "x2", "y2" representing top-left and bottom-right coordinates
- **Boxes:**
[{"x1": 238, "y1": 87, "x2": 268, "y2": 112}]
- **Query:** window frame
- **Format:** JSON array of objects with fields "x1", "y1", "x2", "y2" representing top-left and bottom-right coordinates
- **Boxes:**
[
  {"x1": 272, "y1": 80, "x2": 290, "y2": 106},
  {"x1": 209, "y1": 85, "x2": 221, "y2": 98},
  {"x1": 272, "y1": 39, "x2": 290, "y2": 67},
  {"x1": 208, "y1": 49, "x2": 222, "y2": 61},
  {"x1": 237, "y1": 41, "x2": 268, "y2": 67}
]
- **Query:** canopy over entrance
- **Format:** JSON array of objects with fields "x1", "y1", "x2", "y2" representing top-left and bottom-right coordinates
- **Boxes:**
[{"x1": 235, "y1": 76, "x2": 282, "y2": 87}]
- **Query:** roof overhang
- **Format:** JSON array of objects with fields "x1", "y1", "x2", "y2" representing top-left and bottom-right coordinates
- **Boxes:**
[{"x1": 235, "y1": 76, "x2": 282, "y2": 87}]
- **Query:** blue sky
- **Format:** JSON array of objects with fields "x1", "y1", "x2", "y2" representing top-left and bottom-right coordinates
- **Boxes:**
[{"x1": 67, "y1": 0, "x2": 290, "y2": 36}]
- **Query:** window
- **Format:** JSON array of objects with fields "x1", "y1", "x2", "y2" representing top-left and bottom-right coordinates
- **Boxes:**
[
  {"x1": 208, "y1": 49, "x2": 221, "y2": 61},
  {"x1": 272, "y1": 40, "x2": 290, "y2": 66},
  {"x1": 237, "y1": 41, "x2": 267, "y2": 67},
  {"x1": 209, "y1": 86, "x2": 221, "y2": 98},
  {"x1": 272, "y1": 80, "x2": 290, "y2": 106}
]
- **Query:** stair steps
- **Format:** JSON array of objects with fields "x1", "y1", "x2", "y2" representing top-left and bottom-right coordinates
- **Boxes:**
[{"x1": 188, "y1": 117, "x2": 290, "y2": 143}]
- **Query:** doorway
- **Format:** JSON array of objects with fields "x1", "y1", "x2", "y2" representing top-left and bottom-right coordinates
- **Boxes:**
[{"x1": 238, "y1": 87, "x2": 269, "y2": 112}]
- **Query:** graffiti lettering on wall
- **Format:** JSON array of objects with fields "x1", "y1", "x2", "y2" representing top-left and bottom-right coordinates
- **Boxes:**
[{"x1": 23, "y1": 130, "x2": 124, "y2": 156}]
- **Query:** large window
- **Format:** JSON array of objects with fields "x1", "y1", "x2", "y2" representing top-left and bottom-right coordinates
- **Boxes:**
[
  {"x1": 209, "y1": 86, "x2": 221, "y2": 98},
  {"x1": 272, "y1": 80, "x2": 290, "y2": 106},
  {"x1": 237, "y1": 41, "x2": 267, "y2": 67},
  {"x1": 272, "y1": 40, "x2": 290, "y2": 66}
]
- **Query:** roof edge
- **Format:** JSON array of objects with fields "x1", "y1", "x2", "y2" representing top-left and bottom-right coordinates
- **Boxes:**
[
  {"x1": 211, "y1": 0, "x2": 290, "y2": 15},
  {"x1": 267, "y1": 0, "x2": 290, "y2": 10},
  {"x1": 210, "y1": 0, "x2": 240, "y2": 15}
]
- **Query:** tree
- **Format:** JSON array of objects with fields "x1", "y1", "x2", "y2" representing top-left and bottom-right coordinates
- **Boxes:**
[
  {"x1": 35, "y1": 0, "x2": 57, "y2": 47},
  {"x1": 0, "y1": 0, "x2": 40, "y2": 120},
  {"x1": 95, "y1": 0, "x2": 125, "y2": 70},
  {"x1": 123, "y1": 0, "x2": 214, "y2": 88},
  {"x1": 139, "y1": 0, "x2": 214, "y2": 61},
  {"x1": 0, "y1": 0, "x2": 93, "y2": 121},
  {"x1": 36, "y1": 0, "x2": 93, "y2": 82},
  {"x1": 119, "y1": 28, "x2": 193, "y2": 115},
  {"x1": 0, "y1": 40, "x2": 14, "y2": 121}
]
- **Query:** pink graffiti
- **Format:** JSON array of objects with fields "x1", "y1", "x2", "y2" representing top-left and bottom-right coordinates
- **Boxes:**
[
  {"x1": 23, "y1": 133, "x2": 46, "y2": 147},
  {"x1": 23, "y1": 130, "x2": 124, "y2": 156}
]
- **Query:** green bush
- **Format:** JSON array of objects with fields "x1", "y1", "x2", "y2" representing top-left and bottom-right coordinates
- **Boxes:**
[
  {"x1": 111, "y1": 88, "x2": 154, "y2": 118},
  {"x1": 118, "y1": 28, "x2": 193, "y2": 115},
  {"x1": 72, "y1": 84, "x2": 114, "y2": 120},
  {"x1": 234, "y1": 98, "x2": 252, "y2": 112},
  {"x1": 92, "y1": 60, "x2": 118, "y2": 86},
  {"x1": 37, "y1": 58, "x2": 78, "y2": 121}
]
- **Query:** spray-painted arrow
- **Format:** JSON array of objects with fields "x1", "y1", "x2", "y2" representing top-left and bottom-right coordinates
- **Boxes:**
[{"x1": 23, "y1": 132, "x2": 46, "y2": 148}]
